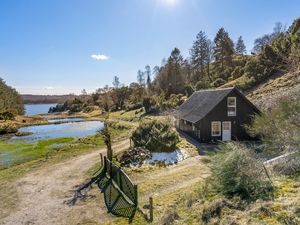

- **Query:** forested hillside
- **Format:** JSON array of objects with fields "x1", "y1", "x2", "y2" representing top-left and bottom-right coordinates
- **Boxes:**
[
  {"x1": 0, "y1": 78, "x2": 24, "y2": 119},
  {"x1": 51, "y1": 17, "x2": 300, "y2": 114},
  {"x1": 22, "y1": 94, "x2": 75, "y2": 104}
]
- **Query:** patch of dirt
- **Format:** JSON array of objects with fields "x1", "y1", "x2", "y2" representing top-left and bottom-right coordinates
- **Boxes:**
[{"x1": 0, "y1": 140, "x2": 130, "y2": 225}]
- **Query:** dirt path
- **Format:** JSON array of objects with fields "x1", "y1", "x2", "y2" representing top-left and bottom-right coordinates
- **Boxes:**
[
  {"x1": 0, "y1": 140, "x2": 130, "y2": 225},
  {"x1": 1, "y1": 138, "x2": 210, "y2": 225},
  {"x1": 133, "y1": 156, "x2": 211, "y2": 202}
]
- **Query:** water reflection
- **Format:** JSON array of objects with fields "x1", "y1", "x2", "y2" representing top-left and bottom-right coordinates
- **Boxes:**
[{"x1": 10, "y1": 121, "x2": 104, "y2": 142}]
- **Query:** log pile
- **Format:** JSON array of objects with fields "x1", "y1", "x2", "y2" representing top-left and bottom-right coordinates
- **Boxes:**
[{"x1": 120, "y1": 147, "x2": 152, "y2": 165}]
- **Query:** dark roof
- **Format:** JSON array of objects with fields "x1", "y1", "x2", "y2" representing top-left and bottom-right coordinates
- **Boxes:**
[{"x1": 177, "y1": 87, "x2": 235, "y2": 123}]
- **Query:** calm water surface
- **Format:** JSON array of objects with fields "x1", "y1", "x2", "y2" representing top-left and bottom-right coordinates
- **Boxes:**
[
  {"x1": 25, "y1": 104, "x2": 57, "y2": 116},
  {"x1": 11, "y1": 121, "x2": 104, "y2": 142},
  {"x1": 47, "y1": 118, "x2": 84, "y2": 123}
]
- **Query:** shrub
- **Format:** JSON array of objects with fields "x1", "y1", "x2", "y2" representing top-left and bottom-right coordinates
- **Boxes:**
[
  {"x1": 249, "y1": 93, "x2": 300, "y2": 156},
  {"x1": 212, "y1": 78, "x2": 226, "y2": 87},
  {"x1": 211, "y1": 142, "x2": 273, "y2": 201},
  {"x1": 125, "y1": 103, "x2": 143, "y2": 112},
  {"x1": 142, "y1": 97, "x2": 157, "y2": 114},
  {"x1": 0, "y1": 112, "x2": 15, "y2": 121},
  {"x1": 131, "y1": 120, "x2": 179, "y2": 152},
  {"x1": 0, "y1": 123, "x2": 18, "y2": 134},
  {"x1": 160, "y1": 209, "x2": 180, "y2": 225},
  {"x1": 272, "y1": 153, "x2": 300, "y2": 177},
  {"x1": 201, "y1": 198, "x2": 237, "y2": 223}
]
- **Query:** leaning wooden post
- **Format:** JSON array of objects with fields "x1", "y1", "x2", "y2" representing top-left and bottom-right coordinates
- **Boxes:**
[
  {"x1": 263, "y1": 164, "x2": 272, "y2": 184},
  {"x1": 100, "y1": 153, "x2": 103, "y2": 167},
  {"x1": 149, "y1": 196, "x2": 153, "y2": 222}
]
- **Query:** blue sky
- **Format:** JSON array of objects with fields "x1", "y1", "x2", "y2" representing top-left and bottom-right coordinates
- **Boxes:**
[{"x1": 0, "y1": 0, "x2": 299, "y2": 95}]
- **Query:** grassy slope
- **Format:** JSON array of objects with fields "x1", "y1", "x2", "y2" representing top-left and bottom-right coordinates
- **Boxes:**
[
  {"x1": 247, "y1": 70, "x2": 300, "y2": 111},
  {"x1": 221, "y1": 70, "x2": 300, "y2": 111}
]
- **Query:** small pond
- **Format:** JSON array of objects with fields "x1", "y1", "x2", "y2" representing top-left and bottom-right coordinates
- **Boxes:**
[
  {"x1": 9, "y1": 121, "x2": 104, "y2": 142},
  {"x1": 47, "y1": 118, "x2": 84, "y2": 123}
]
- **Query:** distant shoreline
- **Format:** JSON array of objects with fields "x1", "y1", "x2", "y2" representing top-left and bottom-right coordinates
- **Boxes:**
[{"x1": 22, "y1": 94, "x2": 75, "y2": 104}]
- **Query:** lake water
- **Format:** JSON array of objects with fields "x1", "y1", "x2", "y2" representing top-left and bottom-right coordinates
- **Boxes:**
[
  {"x1": 47, "y1": 118, "x2": 84, "y2": 123},
  {"x1": 25, "y1": 104, "x2": 57, "y2": 116},
  {"x1": 11, "y1": 121, "x2": 104, "y2": 142}
]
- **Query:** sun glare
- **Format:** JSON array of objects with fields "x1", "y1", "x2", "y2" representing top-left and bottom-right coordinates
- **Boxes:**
[{"x1": 157, "y1": 0, "x2": 179, "y2": 6}]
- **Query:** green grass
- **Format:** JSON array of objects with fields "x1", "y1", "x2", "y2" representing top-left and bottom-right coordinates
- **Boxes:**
[
  {"x1": 109, "y1": 108, "x2": 145, "y2": 122},
  {"x1": 0, "y1": 137, "x2": 74, "y2": 169},
  {"x1": 0, "y1": 124, "x2": 131, "y2": 170}
]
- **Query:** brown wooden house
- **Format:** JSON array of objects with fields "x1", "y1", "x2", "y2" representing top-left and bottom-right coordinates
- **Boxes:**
[{"x1": 175, "y1": 87, "x2": 260, "y2": 142}]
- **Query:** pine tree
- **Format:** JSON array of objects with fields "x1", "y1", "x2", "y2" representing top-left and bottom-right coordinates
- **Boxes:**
[
  {"x1": 235, "y1": 36, "x2": 247, "y2": 55},
  {"x1": 213, "y1": 27, "x2": 235, "y2": 70},
  {"x1": 190, "y1": 31, "x2": 209, "y2": 78},
  {"x1": 166, "y1": 48, "x2": 184, "y2": 95},
  {"x1": 145, "y1": 65, "x2": 151, "y2": 88}
]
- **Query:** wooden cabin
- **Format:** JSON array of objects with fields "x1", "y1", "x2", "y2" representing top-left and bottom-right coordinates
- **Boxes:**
[{"x1": 175, "y1": 87, "x2": 260, "y2": 142}]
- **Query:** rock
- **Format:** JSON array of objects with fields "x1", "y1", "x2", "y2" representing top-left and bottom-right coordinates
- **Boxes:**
[{"x1": 120, "y1": 147, "x2": 152, "y2": 166}]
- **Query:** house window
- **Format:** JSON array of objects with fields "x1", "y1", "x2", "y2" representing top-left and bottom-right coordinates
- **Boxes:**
[
  {"x1": 211, "y1": 121, "x2": 221, "y2": 136},
  {"x1": 227, "y1": 97, "x2": 236, "y2": 116}
]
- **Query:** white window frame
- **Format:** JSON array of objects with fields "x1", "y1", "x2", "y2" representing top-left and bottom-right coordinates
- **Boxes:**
[
  {"x1": 211, "y1": 121, "x2": 221, "y2": 136},
  {"x1": 227, "y1": 97, "x2": 236, "y2": 116}
]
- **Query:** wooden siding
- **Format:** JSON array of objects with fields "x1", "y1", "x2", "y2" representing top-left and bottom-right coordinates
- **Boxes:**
[{"x1": 178, "y1": 89, "x2": 260, "y2": 143}]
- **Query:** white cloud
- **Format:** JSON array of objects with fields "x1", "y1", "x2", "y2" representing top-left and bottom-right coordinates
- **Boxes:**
[
  {"x1": 91, "y1": 54, "x2": 109, "y2": 61},
  {"x1": 44, "y1": 86, "x2": 54, "y2": 90}
]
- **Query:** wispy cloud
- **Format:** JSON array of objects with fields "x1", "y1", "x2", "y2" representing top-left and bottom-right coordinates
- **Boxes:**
[
  {"x1": 91, "y1": 54, "x2": 109, "y2": 61},
  {"x1": 44, "y1": 86, "x2": 54, "y2": 90}
]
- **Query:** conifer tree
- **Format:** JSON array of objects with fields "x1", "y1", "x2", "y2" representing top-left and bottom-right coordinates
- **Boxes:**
[
  {"x1": 145, "y1": 65, "x2": 151, "y2": 89},
  {"x1": 167, "y1": 48, "x2": 184, "y2": 95},
  {"x1": 213, "y1": 27, "x2": 235, "y2": 70},
  {"x1": 235, "y1": 36, "x2": 247, "y2": 55},
  {"x1": 190, "y1": 31, "x2": 209, "y2": 78}
]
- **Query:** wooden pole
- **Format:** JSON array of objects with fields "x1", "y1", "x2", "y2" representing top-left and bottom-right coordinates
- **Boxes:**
[
  {"x1": 149, "y1": 197, "x2": 153, "y2": 222},
  {"x1": 100, "y1": 153, "x2": 103, "y2": 167}
]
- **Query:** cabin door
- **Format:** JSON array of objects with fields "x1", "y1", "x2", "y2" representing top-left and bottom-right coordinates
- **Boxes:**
[{"x1": 222, "y1": 121, "x2": 231, "y2": 141}]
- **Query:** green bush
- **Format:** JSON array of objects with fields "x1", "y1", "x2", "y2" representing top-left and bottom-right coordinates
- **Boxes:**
[
  {"x1": 249, "y1": 93, "x2": 300, "y2": 156},
  {"x1": 0, "y1": 123, "x2": 18, "y2": 134},
  {"x1": 211, "y1": 142, "x2": 273, "y2": 201},
  {"x1": 0, "y1": 112, "x2": 15, "y2": 121},
  {"x1": 142, "y1": 97, "x2": 157, "y2": 114},
  {"x1": 131, "y1": 120, "x2": 179, "y2": 152}
]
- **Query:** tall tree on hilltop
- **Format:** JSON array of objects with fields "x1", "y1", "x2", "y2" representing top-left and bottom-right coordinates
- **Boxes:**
[
  {"x1": 213, "y1": 27, "x2": 235, "y2": 70},
  {"x1": 190, "y1": 31, "x2": 209, "y2": 80},
  {"x1": 235, "y1": 36, "x2": 247, "y2": 55},
  {"x1": 112, "y1": 76, "x2": 120, "y2": 89},
  {"x1": 145, "y1": 65, "x2": 152, "y2": 89},
  {"x1": 167, "y1": 48, "x2": 184, "y2": 95},
  {"x1": 137, "y1": 70, "x2": 145, "y2": 87}
]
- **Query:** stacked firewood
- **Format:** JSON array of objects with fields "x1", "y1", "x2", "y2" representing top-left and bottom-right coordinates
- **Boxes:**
[{"x1": 120, "y1": 147, "x2": 152, "y2": 166}]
